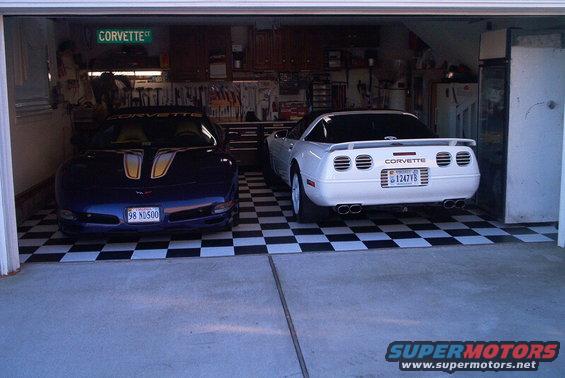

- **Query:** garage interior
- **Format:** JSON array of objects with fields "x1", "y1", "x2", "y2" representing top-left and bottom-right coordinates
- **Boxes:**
[{"x1": 7, "y1": 15, "x2": 564, "y2": 263}]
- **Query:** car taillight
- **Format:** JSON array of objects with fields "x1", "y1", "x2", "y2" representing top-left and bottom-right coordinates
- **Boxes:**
[
  {"x1": 333, "y1": 156, "x2": 351, "y2": 171},
  {"x1": 456, "y1": 151, "x2": 471, "y2": 166},
  {"x1": 436, "y1": 152, "x2": 451, "y2": 167},
  {"x1": 213, "y1": 200, "x2": 236, "y2": 214}
]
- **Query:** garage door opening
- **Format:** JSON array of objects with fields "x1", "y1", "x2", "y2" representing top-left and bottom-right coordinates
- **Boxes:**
[{"x1": 5, "y1": 15, "x2": 564, "y2": 264}]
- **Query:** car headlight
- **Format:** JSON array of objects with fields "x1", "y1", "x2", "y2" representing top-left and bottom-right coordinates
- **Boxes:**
[
  {"x1": 212, "y1": 200, "x2": 236, "y2": 214},
  {"x1": 58, "y1": 209, "x2": 77, "y2": 221}
]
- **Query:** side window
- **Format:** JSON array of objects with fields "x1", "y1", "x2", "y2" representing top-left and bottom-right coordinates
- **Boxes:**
[
  {"x1": 287, "y1": 120, "x2": 303, "y2": 140},
  {"x1": 287, "y1": 117, "x2": 311, "y2": 140},
  {"x1": 305, "y1": 120, "x2": 328, "y2": 142}
]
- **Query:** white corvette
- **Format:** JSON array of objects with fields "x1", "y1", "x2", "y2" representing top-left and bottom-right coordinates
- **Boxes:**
[{"x1": 264, "y1": 110, "x2": 480, "y2": 222}]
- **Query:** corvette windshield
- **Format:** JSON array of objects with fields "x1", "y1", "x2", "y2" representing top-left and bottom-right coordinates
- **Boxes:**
[
  {"x1": 91, "y1": 116, "x2": 218, "y2": 149},
  {"x1": 306, "y1": 113, "x2": 435, "y2": 143}
]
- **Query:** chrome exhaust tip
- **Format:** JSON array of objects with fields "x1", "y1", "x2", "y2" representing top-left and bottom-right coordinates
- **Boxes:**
[
  {"x1": 455, "y1": 200, "x2": 466, "y2": 209},
  {"x1": 349, "y1": 204, "x2": 362, "y2": 214},
  {"x1": 336, "y1": 205, "x2": 350, "y2": 215},
  {"x1": 443, "y1": 200, "x2": 455, "y2": 209}
]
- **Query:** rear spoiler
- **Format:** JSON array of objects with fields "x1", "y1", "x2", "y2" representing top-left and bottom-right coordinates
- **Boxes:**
[{"x1": 327, "y1": 138, "x2": 476, "y2": 152}]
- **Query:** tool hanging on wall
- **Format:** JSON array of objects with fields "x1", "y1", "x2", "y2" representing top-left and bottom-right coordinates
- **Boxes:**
[
  {"x1": 146, "y1": 87, "x2": 153, "y2": 106},
  {"x1": 154, "y1": 87, "x2": 161, "y2": 106},
  {"x1": 137, "y1": 87, "x2": 144, "y2": 106}
]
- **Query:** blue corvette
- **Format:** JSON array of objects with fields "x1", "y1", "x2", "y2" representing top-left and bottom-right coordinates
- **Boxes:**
[{"x1": 56, "y1": 107, "x2": 239, "y2": 234}]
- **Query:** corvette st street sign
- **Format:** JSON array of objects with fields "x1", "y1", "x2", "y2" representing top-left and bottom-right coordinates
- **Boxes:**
[{"x1": 96, "y1": 29, "x2": 153, "y2": 44}]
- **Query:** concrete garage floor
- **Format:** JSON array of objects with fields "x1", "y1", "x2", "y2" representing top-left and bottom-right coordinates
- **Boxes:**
[{"x1": 0, "y1": 243, "x2": 564, "y2": 377}]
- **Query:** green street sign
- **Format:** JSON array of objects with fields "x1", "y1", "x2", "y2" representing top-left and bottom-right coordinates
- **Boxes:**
[{"x1": 96, "y1": 29, "x2": 153, "y2": 44}]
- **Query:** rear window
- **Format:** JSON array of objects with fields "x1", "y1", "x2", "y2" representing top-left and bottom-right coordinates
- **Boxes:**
[
  {"x1": 305, "y1": 113, "x2": 435, "y2": 143},
  {"x1": 90, "y1": 112, "x2": 220, "y2": 149}
]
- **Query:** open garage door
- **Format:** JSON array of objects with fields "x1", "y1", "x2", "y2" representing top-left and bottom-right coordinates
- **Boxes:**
[{"x1": 0, "y1": 10, "x2": 564, "y2": 272}]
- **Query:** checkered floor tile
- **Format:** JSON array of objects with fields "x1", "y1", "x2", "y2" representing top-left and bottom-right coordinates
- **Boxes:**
[{"x1": 18, "y1": 172, "x2": 558, "y2": 263}]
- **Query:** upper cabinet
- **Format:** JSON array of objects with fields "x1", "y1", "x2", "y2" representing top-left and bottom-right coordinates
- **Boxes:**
[
  {"x1": 170, "y1": 26, "x2": 233, "y2": 81},
  {"x1": 294, "y1": 28, "x2": 324, "y2": 71},
  {"x1": 205, "y1": 26, "x2": 233, "y2": 81},
  {"x1": 253, "y1": 30, "x2": 274, "y2": 71},
  {"x1": 170, "y1": 25, "x2": 379, "y2": 79},
  {"x1": 170, "y1": 26, "x2": 208, "y2": 81},
  {"x1": 325, "y1": 25, "x2": 380, "y2": 48},
  {"x1": 254, "y1": 27, "x2": 325, "y2": 71}
]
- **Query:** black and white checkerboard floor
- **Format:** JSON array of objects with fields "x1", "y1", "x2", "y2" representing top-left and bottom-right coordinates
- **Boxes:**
[{"x1": 18, "y1": 172, "x2": 558, "y2": 263}]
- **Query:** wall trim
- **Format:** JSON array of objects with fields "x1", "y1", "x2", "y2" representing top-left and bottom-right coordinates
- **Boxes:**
[
  {"x1": 0, "y1": 1, "x2": 564, "y2": 16},
  {"x1": 0, "y1": 15, "x2": 20, "y2": 275},
  {"x1": 14, "y1": 175, "x2": 54, "y2": 225}
]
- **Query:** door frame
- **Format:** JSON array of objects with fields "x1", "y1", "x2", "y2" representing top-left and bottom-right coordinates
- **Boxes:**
[{"x1": 0, "y1": 3, "x2": 564, "y2": 274}]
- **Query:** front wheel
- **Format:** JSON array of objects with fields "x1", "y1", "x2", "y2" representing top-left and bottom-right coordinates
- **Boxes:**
[{"x1": 291, "y1": 170, "x2": 329, "y2": 223}]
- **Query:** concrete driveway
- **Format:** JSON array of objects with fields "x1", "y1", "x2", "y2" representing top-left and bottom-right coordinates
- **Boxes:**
[{"x1": 1, "y1": 243, "x2": 563, "y2": 377}]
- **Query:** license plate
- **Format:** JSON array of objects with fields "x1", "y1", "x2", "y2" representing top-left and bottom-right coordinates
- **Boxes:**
[
  {"x1": 387, "y1": 169, "x2": 421, "y2": 187},
  {"x1": 126, "y1": 207, "x2": 160, "y2": 223}
]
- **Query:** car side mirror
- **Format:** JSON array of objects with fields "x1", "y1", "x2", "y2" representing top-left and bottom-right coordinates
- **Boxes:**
[{"x1": 274, "y1": 130, "x2": 288, "y2": 139}]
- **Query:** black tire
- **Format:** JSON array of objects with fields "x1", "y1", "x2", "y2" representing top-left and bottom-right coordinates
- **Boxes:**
[
  {"x1": 59, "y1": 227, "x2": 78, "y2": 237},
  {"x1": 261, "y1": 143, "x2": 277, "y2": 186},
  {"x1": 291, "y1": 168, "x2": 330, "y2": 223}
]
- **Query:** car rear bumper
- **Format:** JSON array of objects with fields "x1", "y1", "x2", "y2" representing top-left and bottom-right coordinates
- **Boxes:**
[{"x1": 304, "y1": 174, "x2": 480, "y2": 207}]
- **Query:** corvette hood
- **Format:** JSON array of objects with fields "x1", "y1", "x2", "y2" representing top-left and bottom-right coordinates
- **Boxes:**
[{"x1": 59, "y1": 147, "x2": 236, "y2": 190}]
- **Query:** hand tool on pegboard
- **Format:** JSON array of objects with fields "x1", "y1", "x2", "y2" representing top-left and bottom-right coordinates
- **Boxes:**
[
  {"x1": 155, "y1": 87, "x2": 161, "y2": 106},
  {"x1": 146, "y1": 87, "x2": 153, "y2": 106},
  {"x1": 137, "y1": 87, "x2": 144, "y2": 106}
]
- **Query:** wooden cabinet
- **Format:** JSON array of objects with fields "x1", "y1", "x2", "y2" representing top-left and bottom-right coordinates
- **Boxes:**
[
  {"x1": 170, "y1": 25, "x2": 377, "y2": 78},
  {"x1": 254, "y1": 27, "x2": 324, "y2": 72},
  {"x1": 324, "y1": 25, "x2": 379, "y2": 48},
  {"x1": 170, "y1": 26, "x2": 233, "y2": 81},
  {"x1": 295, "y1": 28, "x2": 324, "y2": 71},
  {"x1": 170, "y1": 26, "x2": 208, "y2": 81},
  {"x1": 275, "y1": 28, "x2": 300, "y2": 71},
  {"x1": 205, "y1": 26, "x2": 233, "y2": 81},
  {"x1": 253, "y1": 30, "x2": 273, "y2": 70}
]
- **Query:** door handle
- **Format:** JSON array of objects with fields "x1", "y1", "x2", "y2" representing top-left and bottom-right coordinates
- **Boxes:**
[{"x1": 288, "y1": 144, "x2": 294, "y2": 151}]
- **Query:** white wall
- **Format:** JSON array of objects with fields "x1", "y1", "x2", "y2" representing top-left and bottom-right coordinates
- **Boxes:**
[
  {"x1": 404, "y1": 17, "x2": 564, "y2": 74},
  {"x1": 10, "y1": 109, "x2": 72, "y2": 195},
  {"x1": 505, "y1": 43, "x2": 565, "y2": 223},
  {"x1": 5, "y1": 19, "x2": 73, "y2": 196}
]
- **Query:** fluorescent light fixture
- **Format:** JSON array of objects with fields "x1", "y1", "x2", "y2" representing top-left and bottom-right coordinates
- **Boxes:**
[{"x1": 88, "y1": 70, "x2": 163, "y2": 77}]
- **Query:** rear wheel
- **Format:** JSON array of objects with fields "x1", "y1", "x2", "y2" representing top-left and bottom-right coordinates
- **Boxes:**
[{"x1": 291, "y1": 169, "x2": 329, "y2": 223}]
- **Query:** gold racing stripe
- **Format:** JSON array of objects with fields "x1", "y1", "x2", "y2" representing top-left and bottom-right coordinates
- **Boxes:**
[
  {"x1": 151, "y1": 149, "x2": 178, "y2": 179},
  {"x1": 151, "y1": 147, "x2": 208, "y2": 179},
  {"x1": 122, "y1": 150, "x2": 144, "y2": 180}
]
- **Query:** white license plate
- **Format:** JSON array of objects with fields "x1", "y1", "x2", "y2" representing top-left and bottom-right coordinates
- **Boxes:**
[
  {"x1": 387, "y1": 169, "x2": 421, "y2": 187},
  {"x1": 127, "y1": 207, "x2": 160, "y2": 224}
]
